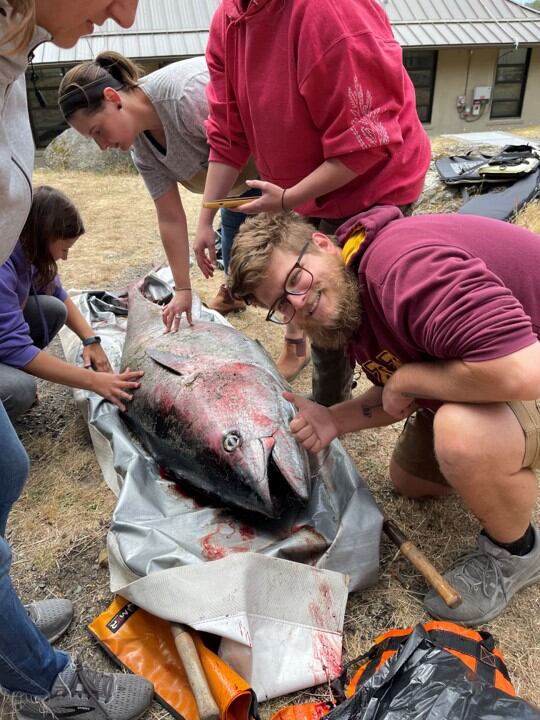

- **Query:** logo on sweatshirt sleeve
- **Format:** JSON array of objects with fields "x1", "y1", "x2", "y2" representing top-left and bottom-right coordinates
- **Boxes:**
[{"x1": 348, "y1": 76, "x2": 389, "y2": 149}]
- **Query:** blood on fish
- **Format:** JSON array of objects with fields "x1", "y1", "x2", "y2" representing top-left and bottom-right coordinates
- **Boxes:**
[{"x1": 122, "y1": 285, "x2": 310, "y2": 517}]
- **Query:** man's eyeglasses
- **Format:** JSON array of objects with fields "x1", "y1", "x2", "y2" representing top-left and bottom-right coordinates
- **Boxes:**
[{"x1": 266, "y1": 240, "x2": 314, "y2": 325}]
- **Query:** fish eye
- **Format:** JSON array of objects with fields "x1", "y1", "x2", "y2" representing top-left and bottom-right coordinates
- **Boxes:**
[{"x1": 223, "y1": 431, "x2": 242, "y2": 452}]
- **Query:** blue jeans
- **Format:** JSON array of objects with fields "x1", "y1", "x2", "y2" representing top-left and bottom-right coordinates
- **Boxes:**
[
  {"x1": 220, "y1": 187, "x2": 260, "y2": 273},
  {"x1": 0, "y1": 402, "x2": 68, "y2": 696}
]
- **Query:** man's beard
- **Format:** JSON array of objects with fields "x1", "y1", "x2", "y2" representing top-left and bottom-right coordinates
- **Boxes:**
[{"x1": 301, "y1": 258, "x2": 362, "y2": 350}]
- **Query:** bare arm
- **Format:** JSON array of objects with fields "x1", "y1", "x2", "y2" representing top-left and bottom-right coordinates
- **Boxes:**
[
  {"x1": 284, "y1": 385, "x2": 400, "y2": 454},
  {"x1": 154, "y1": 186, "x2": 193, "y2": 330},
  {"x1": 382, "y1": 343, "x2": 540, "y2": 418},
  {"x1": 24, "y1": 352, "x2": 143, "y2": 412},
  {"x1": 194, "y1": 162, "x2": 240, "y2": 277},
  {"x1": 239, "y1": 158, "x2": 357, "y2": 215}
]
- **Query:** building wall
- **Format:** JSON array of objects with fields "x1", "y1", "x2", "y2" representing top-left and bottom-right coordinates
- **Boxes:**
[
  {"x1": 425, "y1": 46, "x2": 540, "y2": 135},
  {"x1": 30, "y1": 46, "x2": 540, "y2": 146}
]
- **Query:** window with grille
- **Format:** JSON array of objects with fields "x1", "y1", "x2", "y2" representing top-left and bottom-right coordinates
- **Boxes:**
[
  {"x1": 403, "y1": 50, "x2": 438, "y2": 124},
  {"x1": 490, "y1": 47, "x2": 531, "y2": 119}
]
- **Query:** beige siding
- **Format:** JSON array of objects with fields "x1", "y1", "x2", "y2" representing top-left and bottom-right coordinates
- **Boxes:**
[{"x1": 425, "y1": 46, "x2": 540, "y2": 134}]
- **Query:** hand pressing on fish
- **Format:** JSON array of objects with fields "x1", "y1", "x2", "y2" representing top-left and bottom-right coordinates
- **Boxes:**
[
  {"x1": 283, "y1": 390, "x2": 338, "y2": 453},
  {"x1": 162, "y1": 290, "x2": 193, "y2": 332},
  {"x1": 89, "y1": 367, "x2": 144, "y2": 411}
]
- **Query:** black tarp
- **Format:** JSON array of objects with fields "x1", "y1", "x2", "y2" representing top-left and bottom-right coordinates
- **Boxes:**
[{"x1": 326, "y1": 625, "x2": 540, "y2": 720}]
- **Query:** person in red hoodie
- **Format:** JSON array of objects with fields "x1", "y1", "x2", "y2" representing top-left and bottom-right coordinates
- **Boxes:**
[
  {"x1": 194, "y1": 0, "x2": 431, "y2": 400},
  {"x1": 227, "y1": 209, "x2": 540, "y2": 626}
]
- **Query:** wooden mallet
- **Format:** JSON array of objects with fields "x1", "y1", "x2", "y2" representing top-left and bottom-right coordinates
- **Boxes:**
[
  {"x1": 171, "y1": 623, "x2": 220, "y2": 720},
  {"x1": 383, "y1": 518, "x2": 462, "y2": 609}
]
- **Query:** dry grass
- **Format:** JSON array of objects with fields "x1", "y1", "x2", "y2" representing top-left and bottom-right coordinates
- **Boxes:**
[{"x1": 4, "y1": 128, "x2": 540, "y2": 718}]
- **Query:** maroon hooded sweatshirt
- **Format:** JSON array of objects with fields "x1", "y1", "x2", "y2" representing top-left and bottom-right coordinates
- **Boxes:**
[{"x1": 336, "y1": 206, "x2": 539, "y2": 389}]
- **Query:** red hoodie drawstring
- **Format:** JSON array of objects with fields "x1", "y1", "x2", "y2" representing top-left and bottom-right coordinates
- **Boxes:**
[{"x1": 223, "y1": 0, "x2": 268, "y2": 149}]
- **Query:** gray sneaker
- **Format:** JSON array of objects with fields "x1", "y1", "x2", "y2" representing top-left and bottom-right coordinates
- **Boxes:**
[
  {"x1": 26, "y1": 599, "x2": 74, "y2": 644},
  {"x1": 16, "y1": 660, "x2": 154, "y2": 720},
  {"x1": 424, "y1": 525, "x2": 540, "y2": 625}
]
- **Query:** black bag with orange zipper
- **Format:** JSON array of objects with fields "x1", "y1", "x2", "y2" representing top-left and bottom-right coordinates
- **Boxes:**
[{"x1": 271, "y1": 621, "x2": 539, "y2": 720}]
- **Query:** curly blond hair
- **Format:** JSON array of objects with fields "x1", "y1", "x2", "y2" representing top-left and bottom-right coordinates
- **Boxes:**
[{"x1": 228, "y1": 212, "x2": 315, "y2": 304}]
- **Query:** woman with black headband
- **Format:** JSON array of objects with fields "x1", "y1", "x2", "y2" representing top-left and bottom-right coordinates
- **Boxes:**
[{"x1": 59, "y1": 50, "x2": 257, "y2": 328}]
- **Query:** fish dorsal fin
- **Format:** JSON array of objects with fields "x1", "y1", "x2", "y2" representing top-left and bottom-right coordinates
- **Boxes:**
[{"x1": 146, "y1": 348, "x2": 198, "y2": 376}]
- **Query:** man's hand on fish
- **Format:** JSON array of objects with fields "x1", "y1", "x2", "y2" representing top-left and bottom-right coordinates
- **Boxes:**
[
  {"x1": 90, "y1": 367, "x2": 144, "y2": 412},
  {"x1": 193, "y1": 224, "x2": 217, "y2": 278},
  {"x1": 82, "y1": 343, "x2": 113, "y2": 373},
  {"x1": 283, "y1": 390, "x2": 339, "y2": 453},
  {"x1": 162, "y1": 291, "x2": 193, "y2": 332}
]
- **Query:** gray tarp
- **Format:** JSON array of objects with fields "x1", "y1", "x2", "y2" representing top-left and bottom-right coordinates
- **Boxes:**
[{"x1": 60, "y1": 270, "x2": 383, "y2": 699}]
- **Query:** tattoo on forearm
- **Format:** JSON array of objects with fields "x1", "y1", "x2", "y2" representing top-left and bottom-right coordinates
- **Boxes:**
[{"x1": 361, "y1": 402, "x2": 382, "y2": 417}]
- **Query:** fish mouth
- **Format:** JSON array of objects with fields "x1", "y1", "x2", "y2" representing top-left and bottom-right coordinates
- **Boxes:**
[
  {"x1": 122, "y1": 404, "x2": 310, "y2": 519},
  {"x1": 251, "y1": 432, "x2": 310, "y2": 517}
]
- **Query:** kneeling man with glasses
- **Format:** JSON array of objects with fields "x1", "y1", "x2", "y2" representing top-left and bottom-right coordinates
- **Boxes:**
[{"x1": 228, "y1": 207, "x2": 540, "y2": 626}]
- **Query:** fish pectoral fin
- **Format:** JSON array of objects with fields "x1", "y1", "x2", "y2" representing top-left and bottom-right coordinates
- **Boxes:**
[{"x1": 147, "y1": 348, "x2": 191, "y2": 375}]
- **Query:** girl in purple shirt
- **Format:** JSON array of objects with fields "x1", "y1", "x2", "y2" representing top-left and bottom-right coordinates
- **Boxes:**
[{"x1": 0, "y1": 185, "x2": 140, "y2": 418}]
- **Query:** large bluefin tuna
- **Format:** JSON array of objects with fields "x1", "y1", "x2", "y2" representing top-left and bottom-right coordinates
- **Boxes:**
[{"x1": 120, "y1": 279, "x2": 310, "y2": 518}]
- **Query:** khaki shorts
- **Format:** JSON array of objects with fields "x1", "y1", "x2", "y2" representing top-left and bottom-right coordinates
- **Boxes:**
[{"x1": 392, "y1": 402, "x2": 540, "y2": 486}]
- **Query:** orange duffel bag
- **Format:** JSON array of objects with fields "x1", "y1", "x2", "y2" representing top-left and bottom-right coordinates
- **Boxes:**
[{"x1": 88, "y1": 595, "x2": 258, "y2": 720}]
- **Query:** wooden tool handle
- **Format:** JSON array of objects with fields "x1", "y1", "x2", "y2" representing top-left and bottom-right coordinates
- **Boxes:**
[
  {"x1": 171, "y1": 623, "x2": 220, "y2": 720},
  {"x1": 383, "y1": 519, "x2": 462, "y2": 609}
]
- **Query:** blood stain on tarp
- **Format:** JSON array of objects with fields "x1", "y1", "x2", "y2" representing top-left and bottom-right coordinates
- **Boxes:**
[
  {"x1": 310, "y1": 583, "x2": 339, "y2": 626},
  {"x1": 239, "y1": 525, "x2": 255, "y2": 541},
  {"x1": 159, "y1": 467, "x2": 202, "y2": 508},
  {"x1": 289, "y1": 525, "x2": 327, "y2": 564},
  {"x1": 309, "y1": 582, "x2": 342, "y2": 679},
  {"x1": 312, "y1": 630, "x2": 342, "y2": 680},
  {"x1": 201, "y1": 526, "x2": 227, "y2": 560}
]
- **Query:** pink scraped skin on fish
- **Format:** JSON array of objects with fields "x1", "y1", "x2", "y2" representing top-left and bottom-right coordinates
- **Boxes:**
[
  {"x1": 153, "y1": 386, "x2": 180, "y2": 416},
  {"x1": 123, "y1": 285, "x2": 310, "y2": 515}
]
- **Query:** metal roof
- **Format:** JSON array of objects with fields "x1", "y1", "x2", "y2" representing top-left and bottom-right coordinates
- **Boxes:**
[
  {"x1": 383, "y1": 0, "x2": 540, "y2": 48},
  {"x1": 31, "y1": 0, "x2": 540, "y2": 64},
  {"x1": 31, "y1": 0, "x2": 220, "y2": 64}
]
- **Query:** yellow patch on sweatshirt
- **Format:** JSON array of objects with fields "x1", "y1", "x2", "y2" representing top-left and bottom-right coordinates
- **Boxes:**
[{"x1": 341, "y1": 229, "x2": 366, "y2": 266}]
